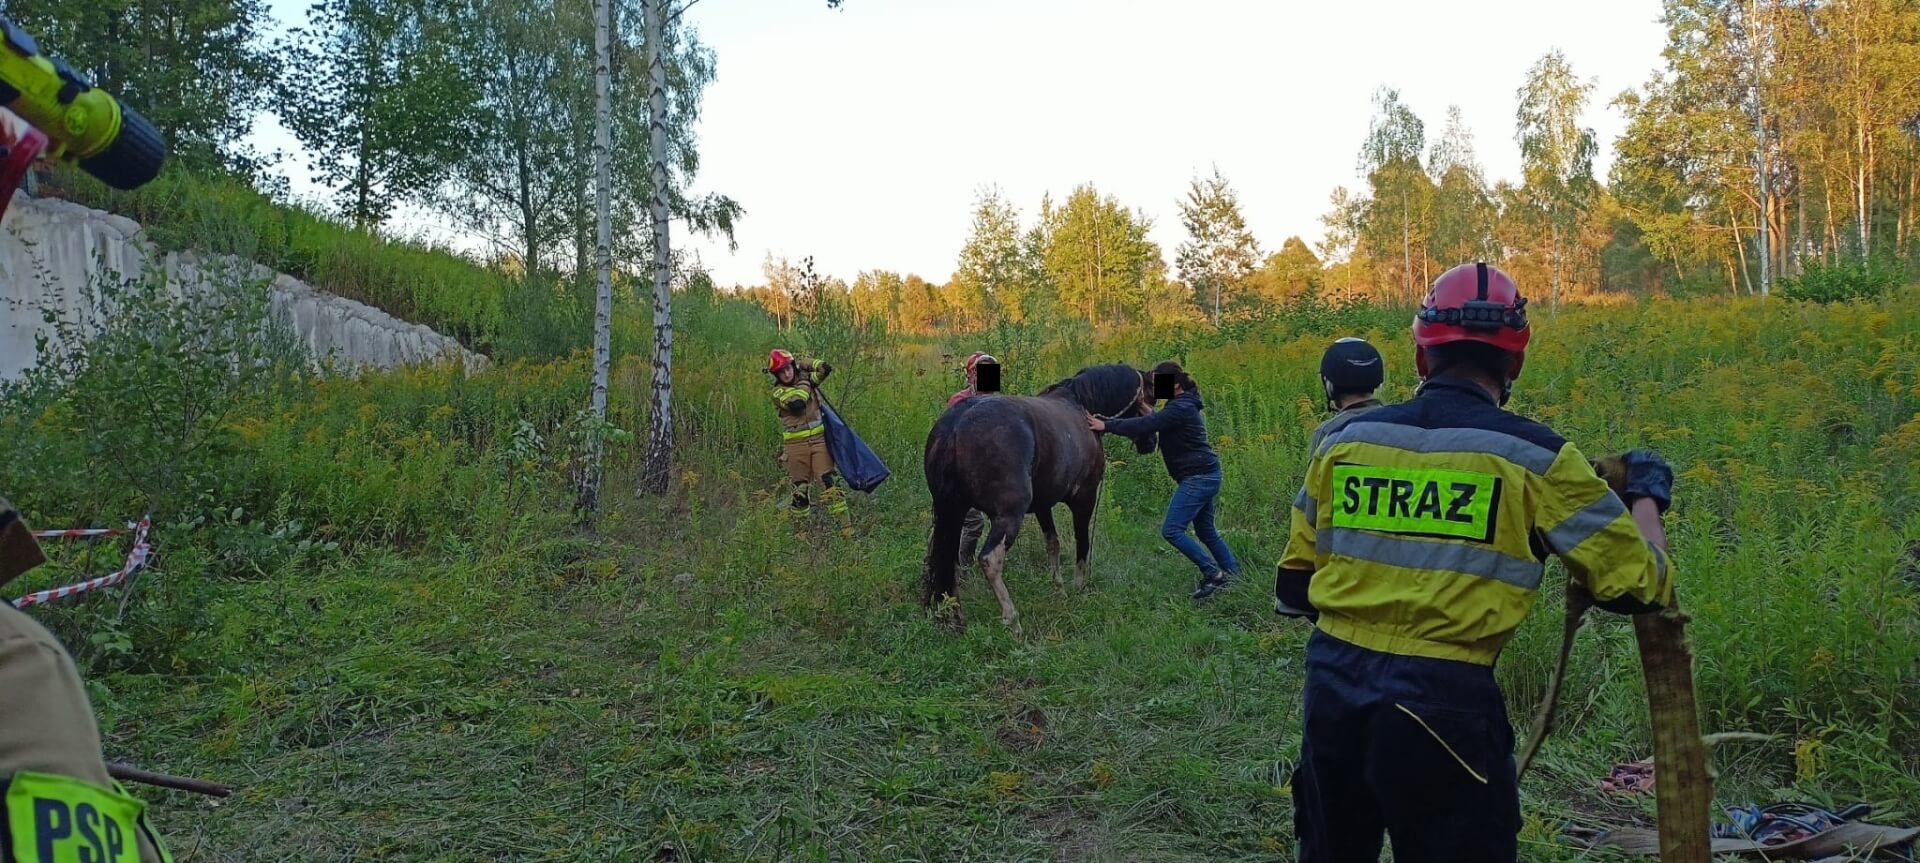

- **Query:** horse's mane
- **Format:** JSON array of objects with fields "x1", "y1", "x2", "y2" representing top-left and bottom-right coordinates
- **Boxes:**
[{"x1": 1038, "y1": 364, "x2": 1142, "y2": 412}]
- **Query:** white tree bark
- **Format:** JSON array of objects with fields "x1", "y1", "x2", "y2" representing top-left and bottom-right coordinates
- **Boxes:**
[
  {"x1": 639, "y1": 0, "x2": 675, "y2": 495},
  {"x1": 591, "y1": 0, "x2": 614, "y2": 420},
  {"x1": 579, "y1": 0, "x2": 615, "y2": 511},
  {"x1": 1401, "y1": 189, "x2": 1411, "y2": 303},
  {"x1": 1751, "y1": 0, "x2": 1770, "y2": 296},
  {"x1": 1853, "y1": 14, "x2": 1870, "y2": 254},
  {"x1": 1550, "y1": 217, "x2": 1561, "y2": 313}
]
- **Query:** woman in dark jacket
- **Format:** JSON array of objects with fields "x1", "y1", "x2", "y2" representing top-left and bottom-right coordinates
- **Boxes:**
[{"x1": 1088, "y1": 361, "x2": 1241, "y2": 599}]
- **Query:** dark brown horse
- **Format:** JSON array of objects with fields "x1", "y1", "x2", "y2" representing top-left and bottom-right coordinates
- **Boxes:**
[{"x1": 923, "y1": 364, "x2": 1155, "y2": 632}]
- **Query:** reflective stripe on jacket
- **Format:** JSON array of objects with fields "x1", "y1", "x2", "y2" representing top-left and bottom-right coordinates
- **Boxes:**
[
  {"x1": 1277, "y1": 376, "x2": 1671, "y2": 665},
  {"x1": 771, "y1": 382, "x2": 822, "y2": 434},
  {"x1": 782, "y1": 418, "x2": 824, "y2": 440}
]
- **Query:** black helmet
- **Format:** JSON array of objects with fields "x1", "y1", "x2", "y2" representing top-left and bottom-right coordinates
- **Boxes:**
[{"x1": 1320, "y1": 337, "x2": 1384, "y2": 400}]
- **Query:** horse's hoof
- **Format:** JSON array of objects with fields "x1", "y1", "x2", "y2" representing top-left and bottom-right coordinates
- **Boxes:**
[{"x1": 1006, "y1": 619, "x2": 1024, "y2": 638}]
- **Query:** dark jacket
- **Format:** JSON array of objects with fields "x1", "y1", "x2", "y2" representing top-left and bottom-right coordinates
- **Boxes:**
[{"x1": 1101, "y1": 388, "x2": 1222, "y2": 481}]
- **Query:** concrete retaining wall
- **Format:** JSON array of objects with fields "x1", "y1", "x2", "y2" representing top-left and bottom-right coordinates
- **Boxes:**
[{"x1": 0, "y1": 194, "x2": 488, "y2": 381}]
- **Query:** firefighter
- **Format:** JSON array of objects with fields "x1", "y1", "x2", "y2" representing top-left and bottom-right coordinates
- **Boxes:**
[
  {"x1": 768, "y1": 349, "x2": 846, "y2": 516},
  {"x1": 1, "y1": 495, "x2": 173, "y2": 863},
  {"x1": 1277, "y1": 337, "x2": 1390, "y2": 617},
  {"x1": 1275, "y1": 263, "x2": 1676, "y2": 862},
  {"x1": 1313, "y1": 336, "x2": 1388, "y2": 448},
  {"x1": 946, "y1": 351, "x2": 997, "y2": 564}
]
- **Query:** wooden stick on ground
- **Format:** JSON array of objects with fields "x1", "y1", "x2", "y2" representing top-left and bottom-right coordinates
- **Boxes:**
[{"x1": 107, "y1": 763, "x2": 233, "y2": 798}]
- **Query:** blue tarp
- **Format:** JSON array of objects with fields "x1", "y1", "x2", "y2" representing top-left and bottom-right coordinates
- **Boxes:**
[{"x1": 819, "y1": 396, "x2": 889, "y2": 493}]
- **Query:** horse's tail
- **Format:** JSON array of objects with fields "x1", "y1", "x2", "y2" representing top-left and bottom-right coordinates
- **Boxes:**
[
  {"x1": 924, "y1": 498, "x2": 965, "y2": 607},
  {"x1": 923, "y1": 415, "x2": 966, "y2": 608}
]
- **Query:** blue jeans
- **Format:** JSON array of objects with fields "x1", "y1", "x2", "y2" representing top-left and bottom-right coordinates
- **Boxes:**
[{"x1": 1161, "y1": 470, "x2": 1239, "y2": 577}]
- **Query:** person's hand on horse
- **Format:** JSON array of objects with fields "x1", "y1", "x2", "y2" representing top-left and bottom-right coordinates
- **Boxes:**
[{"x1": 1086, "y1": 413, "x2": 1106, "y2": 433}]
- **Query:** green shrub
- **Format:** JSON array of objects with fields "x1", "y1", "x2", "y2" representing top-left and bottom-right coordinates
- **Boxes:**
[
  {"x1": 1778, "y1": 257, "x2": 1903, "y2": 303},
  {"x1": 2, "y1": 257, "x2": 304, "y2": 525}
]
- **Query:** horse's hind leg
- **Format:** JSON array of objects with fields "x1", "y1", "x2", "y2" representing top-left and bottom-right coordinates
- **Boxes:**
[
  {"x1": 1034, "y1": 507, "x2": 1064, "y2": 590},
  {"x1": 1069, "y1": 484, "x2": 1099, "y2": 589},
  {"x1": 980, "y1": 511, "x2": 1027, "y2": 636}
]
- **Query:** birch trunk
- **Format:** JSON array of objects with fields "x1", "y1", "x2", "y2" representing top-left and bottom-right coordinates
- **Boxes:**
[
  {"x1": 1550, "y1": 215, "x2": 1562, "y2": 313},
  {"x1": 639, "y1": 0, "x2": 676, "y2": 495},
  {"x1": 579, "y1": 0, "x2": 615, "y2": 511}
]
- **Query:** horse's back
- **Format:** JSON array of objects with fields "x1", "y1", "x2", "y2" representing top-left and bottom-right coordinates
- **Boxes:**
[{"x1": 926, "y1": 395, "x2": 1100, "y2": 510}]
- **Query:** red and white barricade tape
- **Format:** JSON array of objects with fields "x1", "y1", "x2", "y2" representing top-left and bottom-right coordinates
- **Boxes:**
[
  {"x1": 31, "y1": 527, "x2": 131, "y2": 540},
  {"x1": 11, "y1": 517, "x2": 153, "y2": 609}
]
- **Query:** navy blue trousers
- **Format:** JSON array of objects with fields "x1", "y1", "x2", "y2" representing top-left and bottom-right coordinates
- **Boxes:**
[{"x1": 1293, "y1": 630, "x2": 1520, "y2": 863}]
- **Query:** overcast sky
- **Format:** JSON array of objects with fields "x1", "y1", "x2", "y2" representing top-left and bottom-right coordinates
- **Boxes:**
[{"x1": 250, "y1": 0, "x2": 1670, "y2": 287}]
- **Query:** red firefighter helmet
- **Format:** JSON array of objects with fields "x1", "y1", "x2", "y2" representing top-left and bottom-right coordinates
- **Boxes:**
[
  {"x1": 767, "y1": 349, "x2": 796, "y2": 374},
  {"x1": 1413, "y1": 262, "x2": 1531, "y2": 379}
]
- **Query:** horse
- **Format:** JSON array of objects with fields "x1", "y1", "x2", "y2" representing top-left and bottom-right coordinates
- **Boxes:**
[{"x1": 922, "y1": 363, "x2": 1155, "y2": 633}]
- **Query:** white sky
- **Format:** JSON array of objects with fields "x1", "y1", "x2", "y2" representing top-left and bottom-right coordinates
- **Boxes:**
[{"x1": 250, "y1": 0, "x2": 1669, "y2": 287}]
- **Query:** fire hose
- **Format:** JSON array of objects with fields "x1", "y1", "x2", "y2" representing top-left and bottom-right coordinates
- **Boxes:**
[{"x1": 1517, "y1": 454, "x2": 1711, "y2": 861}]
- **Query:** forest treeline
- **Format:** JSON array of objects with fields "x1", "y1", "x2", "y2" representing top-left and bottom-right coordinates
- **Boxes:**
[{"x1": 8, "y1": 0, "x2": 1917, "y2": 337}]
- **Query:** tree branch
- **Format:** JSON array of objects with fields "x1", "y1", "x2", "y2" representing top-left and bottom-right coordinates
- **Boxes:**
[{"x1": 665, "y1": 0, "x2": 704, "y2": 26}]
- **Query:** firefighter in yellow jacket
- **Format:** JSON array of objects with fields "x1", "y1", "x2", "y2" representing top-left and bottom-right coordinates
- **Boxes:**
[
  {"x1": 767, "y1": 349, "x2": 846, "y2": 515},
  {"x1": 1, "y1": 495, "x2": 174, "y2": 863},
  {"x1": 1274, "y1": 263, "x2": 1676, "y2": 862}
]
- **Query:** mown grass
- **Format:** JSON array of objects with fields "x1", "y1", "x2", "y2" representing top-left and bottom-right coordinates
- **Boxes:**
[{"x1": 10, "y1": 286, "x2": 1920, "y2": 861}]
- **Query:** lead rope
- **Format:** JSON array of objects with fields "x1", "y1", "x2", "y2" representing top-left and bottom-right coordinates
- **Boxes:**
[
  {"x1": 1090, "y1": 472, "x2": 1108, "y2": 576},
  {"x1": 1517, "y1": 582, "x2": 1592, "y2": 778}
]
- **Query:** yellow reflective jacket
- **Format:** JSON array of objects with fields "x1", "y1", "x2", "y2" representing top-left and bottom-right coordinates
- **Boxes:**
[
  {"x1": 1278, "y1": 377, "x2": 1672, "y2": 665},
  {"x1": 1307, "y1": 397, "x2": 1385, "y2": 453},
  {"x1": 770, "y1": 358, "x2": 829, "y2": 439}
]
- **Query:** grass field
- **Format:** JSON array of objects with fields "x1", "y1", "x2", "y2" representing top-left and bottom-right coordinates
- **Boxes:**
[{"x1": 9, "y1": 286, "x2": 1920, "y2": 861}]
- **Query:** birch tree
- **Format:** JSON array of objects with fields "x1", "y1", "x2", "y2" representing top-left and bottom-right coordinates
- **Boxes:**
[
  {"x1": 1175, "y1": 167, "x2": 1261, "y2": 323},
  {"x1": 578, "y1": 0, "x2": 615, "y2": 512},
  {"x1": 954, "y1": 188, "x2": 1030, "y2": 321},
  {"x1": 1516, "y1": 51, "x2": 1597, "y2": 311},
  {"x1": 637, "y1": 0, "x2": 844, "y2": 495},
  {"x1": 1358, "y1": 88, "x2": 1430, "y2": 302},
  {"x1": 1428, "y1": 106, "x2": 1498, "y2": 265}
]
